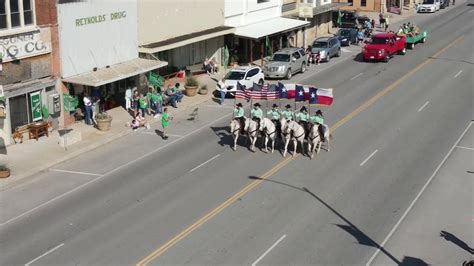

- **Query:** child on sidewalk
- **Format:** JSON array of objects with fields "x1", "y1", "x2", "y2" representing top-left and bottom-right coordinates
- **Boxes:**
[{"x1": 161, "y1": 108, "x2": 172, "y2": 140}]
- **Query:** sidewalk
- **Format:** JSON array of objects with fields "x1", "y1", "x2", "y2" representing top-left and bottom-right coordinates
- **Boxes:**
[{"x1": 0, "y1": 71, "x2": 223, "y2": 190}]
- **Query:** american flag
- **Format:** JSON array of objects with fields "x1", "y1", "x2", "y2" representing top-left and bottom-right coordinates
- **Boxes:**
[
  {"x1": 235, "y1": 82, "x2": 249, "y2": 100},
  {"x1": 248, "y1": 83, "x2": 279, "y2": 100}
]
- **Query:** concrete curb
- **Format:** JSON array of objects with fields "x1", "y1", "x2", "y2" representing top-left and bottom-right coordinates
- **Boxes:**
[{"x1": 0, "y1": 95, "x2": 214, "y2": 191}]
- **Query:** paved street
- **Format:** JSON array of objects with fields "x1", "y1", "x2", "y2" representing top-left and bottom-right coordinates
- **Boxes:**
[{"x1": 0, "y1": 2, "x2": 472, "y2": 265}]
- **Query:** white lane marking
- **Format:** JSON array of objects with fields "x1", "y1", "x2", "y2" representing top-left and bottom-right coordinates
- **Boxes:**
[
  {"x1": 456, "y1": 145, "x2": 474, "y2": 151},
  {"x1": 252, "y1": 234, "x2": 287, "y2": 266},
  {"x1": 190, "y1": 154, "x2": 221, "y2": 172},
  {"x1": 366, "y1": 122, "x2": 473, "y2": 266},
  {"x1": 0, "y1": 107, "x2": 243, "y2": 227},
  {"x1": 49, "y1": 169, "x2": 103, "y2": 177},
  {"x1": 417, "y1": 101, "x2": 430, "y2": 112},
  {"x1": 469, "y1": 9, "x2": 474, "y2": 13},
  {"x1": 454, "y1": 70, "x2": 462, "y2": 78},
  {"x1": 360, "y1": 150, "x2": 378, "y2": 166},
  {"x1": 350, "y1": 73, "x2": 364, "y2": 80},
  {"x1": 25, "y1": 243, "x2": 64, "y2": 266}
]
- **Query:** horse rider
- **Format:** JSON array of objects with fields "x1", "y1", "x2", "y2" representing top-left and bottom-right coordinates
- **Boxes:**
[
  {"x1": 267, "y1": 103, "x2": 281, "y2": 134},
  {"x1": 310, "y1": 109, "x2": 326, "y2": 142},
  {"x1": 296, "y1": 106, "x2": 310, "y2": 136},
  {"x1": 251, "y1": 102, "x2": 264, "y2": 133},
  {"x1": 281, "y1": 104, "x2": 295, "y2": 121},
  {"x1": 233, "y1": 102, "x2": 246, "y2": 134}
]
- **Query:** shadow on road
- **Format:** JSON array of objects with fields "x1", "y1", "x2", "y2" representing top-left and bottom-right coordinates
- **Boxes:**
[
  {"x1": 210, "y1": 126, "x2": 239, "y2": 148},
  {"x1": 248, "y1": 176, "x2": 429, "y2": 265},
  {"x1": 440, "y1": 230, "x2": 474, "y2": 254}
]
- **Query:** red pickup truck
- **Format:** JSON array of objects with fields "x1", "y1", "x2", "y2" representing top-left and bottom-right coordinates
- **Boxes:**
[{"x1": 362, "y1": 33, "x2": 407, "y2": 62}]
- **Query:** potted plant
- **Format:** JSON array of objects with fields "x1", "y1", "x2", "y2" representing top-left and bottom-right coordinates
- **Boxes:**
[
  {"x1": 0, "y1": 164, "x2": 10, "y2": 178},
  {"x1": 184, "y1": 76, "x2": 199, "y2": 97},
  {"x1": 95, "y1": 112, "x2": 113, "y2": 131},
  {"x1": 199, "y1": 85, "x2": 208, "y2": 95}
]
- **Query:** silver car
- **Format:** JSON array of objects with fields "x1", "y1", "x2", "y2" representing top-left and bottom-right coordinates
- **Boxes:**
[
  {"x1": 311, "y1": 36, "x2": 341, "y2": 62},
  {"x1": 263, "y1": 48, "x2": 307, "y2": 80}
]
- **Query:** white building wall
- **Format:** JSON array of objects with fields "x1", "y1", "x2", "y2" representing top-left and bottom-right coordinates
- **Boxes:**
[{"x1": 224, "y1": 0, "x2": 282, "y2": 27}]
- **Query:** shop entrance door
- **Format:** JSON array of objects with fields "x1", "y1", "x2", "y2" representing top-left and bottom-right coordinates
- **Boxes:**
[{"x1": 9, "y1": 95, "x2": 29, "y2": 133}]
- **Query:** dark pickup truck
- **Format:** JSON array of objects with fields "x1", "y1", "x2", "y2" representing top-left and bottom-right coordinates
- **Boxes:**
[{"x1": 332, "y1": 11, "x2": 371, "y2": 29}]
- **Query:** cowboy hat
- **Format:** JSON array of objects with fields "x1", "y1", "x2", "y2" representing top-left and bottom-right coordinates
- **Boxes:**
[
  {"x1": 285, "y1": 104, "x2": 292, "y2": 108},
  {"x1": 254, "y1": 102, "x2": 261, "y2": 107},
  {"x1": 272, "y1": 103, "x2": 278, "y2": 108},
  {"x1": 236, "y1": 103, "x2": 243, "y2": 107},
  {"x1": 300, "y1": 106, "x2": 307, "y2": 112},
  {"x1": 316, "y1": 109, "x2": 323, "y2": 115}
]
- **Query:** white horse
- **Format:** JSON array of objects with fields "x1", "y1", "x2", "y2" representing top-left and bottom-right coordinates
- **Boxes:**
[
  {"x1": 307, "y1": 123, "x2": 331, "y2": 159},
  {"x1": 259, "y1": 118, "x2": 278, "y2": 153},
  {"x1": 244, "y1": 118, "x2": 259, "y2": 152},
  {"x1": 282, "y1": 120, "x2": 306, "y2": 157},
  {"x1": 230, "y1": 118, "x2": 246, "y2": 151}
]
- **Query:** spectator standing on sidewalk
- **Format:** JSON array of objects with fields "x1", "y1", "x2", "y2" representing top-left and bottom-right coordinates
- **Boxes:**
[
  {"x1": 379, "y1": 12, "x2": 385, "y2": 29},
  {"x1": 151, "y1": 90, "x2": 163, "y2": 118},
  {"x1": 83, "y1": 94, "x2": 93, "y2": 125},
  {"x1": 357, "y1": 29, "x2": 364, "y2": 45},
  {"x1": 385, "y1": 16, "x2": 390, "y2": 32},
  {"x1": 161, "y1": 107, "x2": 172, "y2": 140},
  {"x1": 132, "y1": 89, "x2": 140, "y2": 116},
  {"x1": 138, "y1": 93, "x2": 148, "y2": 117},
  {"x1": 125, "y1": 87, "x2": 132, "y2": 111},
  {"x1": 91, "y1": 96, "x2": 100, "y2": 125}
]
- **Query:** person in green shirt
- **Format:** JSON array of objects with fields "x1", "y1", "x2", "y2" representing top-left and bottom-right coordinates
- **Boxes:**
[
  {"x1": 251, "y1": 103, "x2": 264, "y2": 131},
  {"x1": 233, "y1": 102, "x2": 245, "y2": 134},
  {"x1": 281, "y1": 104, "x2": 294, "y2": 121},
  {"x1": 138, "y1": 93, "x2": 148, "y2": 117},
  {"x1": 295, "y1": 106, "x2": 309, "y2": 135},
  {"x1": 151, "y1": 90, "x2": 163, "y2": 118},
  {"x1": 309, "y1": 110, "x2": 326, "y2": 141},
  {"x1": 267, "y1": 103, "x2": 281, "y2": 134},
  {"x1": 161, "y1": 107, "x2": 172, "y2": 140}
]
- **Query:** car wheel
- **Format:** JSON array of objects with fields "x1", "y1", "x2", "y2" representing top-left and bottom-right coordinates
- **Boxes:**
[
  {"x1": 326, "y1": 55, "x2": 330, "y2": 62},
  {"x1": 421, "y1": 37, "x2": 426, "y2": 43},
  {"x1": 400, "y1": 47, "x2": 407, "y2": 55},
  {"x1": 286, "y1": 69, "x2": 292, "y2": 80},
  {"x1": 301, "y1": 63, "x2": 306, "y2": 73},
  {"x1": 409, "y1": 43, "x2": 415, "y2": 49},
  {"x1": 336, "y1": 49, "x2": 341, "y2": 57},
  {"x1": 383, "y1": 56, "x2": 390, "y2": 63},
  {"x1": 258, "y1": 79, "x2": 264, "y2": 85}
]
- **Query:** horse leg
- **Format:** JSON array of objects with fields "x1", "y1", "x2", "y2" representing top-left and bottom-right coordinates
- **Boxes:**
[
  {"x1": 271, "y1": 136, "x2": 275, "y2": 153},
  {"x1": 292, "y1": 139, "x2": 297, "y2": 157},
  {"x1": 251, "y1": 135, "x2": 257, "y2": 152},
  {"x1": 283, "y1": 138, "x2": 289, "y2": 157},
  {"x1": 316, "y1": 140, "x2": 321, "y2": 154},
  {"x1": 264, "y1": 136, "x2": 268, "y2": 153},
  {"x1": 326, "y1": 135, "x2": 330, "y2": 152},
  {"x1": 233, "y1": 134, "x2": 237, "y2": 151}
]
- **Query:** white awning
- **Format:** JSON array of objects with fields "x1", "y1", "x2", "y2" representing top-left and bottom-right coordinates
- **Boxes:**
[
  {"x1": 233, "y1": 17, "x2": 310, "y2": 40},
  {"x1": 62, "y1": 58, "x2": 168, "y2": 87}
]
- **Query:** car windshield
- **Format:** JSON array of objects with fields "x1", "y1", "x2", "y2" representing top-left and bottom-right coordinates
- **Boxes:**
[
  {"x1": 225, "y1": 71, "x2": 246, "y2": 80},
  {"x1": 338, "y1": 30, "x2": 351, "y2": 36},
  {"x1": 422, "y1": 0, "x2": 434, "y2": 3},
  {"x1": 370, "y1": 37, "x2": 389, "y2": 44},
  {"x1": 312, "y1": 41, "x2": 328, "y2": 48},
  {"x1": 271, "y1": 53, "x2": 290, "y2": 62}
]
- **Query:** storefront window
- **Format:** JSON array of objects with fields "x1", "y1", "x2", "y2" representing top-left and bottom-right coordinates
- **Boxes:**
[
  {"x1": 0, "y1": 0, "x2": 36, "y2": 31},
  {"x1": 0, "y1": 1, "x2": 7, "y2": 29},
  {"x1": 23, "y1": 0, "x2": 33, "y2": 25}
]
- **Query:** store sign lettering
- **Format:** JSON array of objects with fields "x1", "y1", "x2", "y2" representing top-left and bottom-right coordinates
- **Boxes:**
[
  {"x1": 75, "y1": 11, "x2": 127, "y2": 27},
  {"x1": 0, "y1": 31, "x2": 51, "y2": 63}
]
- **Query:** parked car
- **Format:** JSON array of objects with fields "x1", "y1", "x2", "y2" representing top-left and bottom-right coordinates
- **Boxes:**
[
  {"x1": 362, "y1": 33, "x2": 407, "y2": 62},
  {"x1": 335, "y1": 28, "x2": 358, "y2": 46},
  {"x1": 418, "y1": 0, "x2": 440, "y2": 12},
  {"x1": 222, "y1": 66, "x2": 264, "y2": 97},
  {"x1": 332, "y1": 11, "x2": 370, "y2": 29},
  {"x1": 311, "y1": 36, "x2": 341, "y2": 62},
  {"x1": 263, "y1": 48, "x2": 306, "y2": 80}
]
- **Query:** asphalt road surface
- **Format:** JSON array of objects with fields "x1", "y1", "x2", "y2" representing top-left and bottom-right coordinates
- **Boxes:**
[{"x1": 0, "y1": 2, "x2": 472, "y2": 265}]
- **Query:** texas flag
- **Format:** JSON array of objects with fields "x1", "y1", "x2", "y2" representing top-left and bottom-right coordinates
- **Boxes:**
[{"x1": 309, "y1": 87, "x2": 334, "y2": 106}]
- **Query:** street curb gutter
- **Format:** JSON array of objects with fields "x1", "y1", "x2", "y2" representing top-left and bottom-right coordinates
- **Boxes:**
[{"x1": 0, "y1": 95, "x2": 214, "y2": 192}]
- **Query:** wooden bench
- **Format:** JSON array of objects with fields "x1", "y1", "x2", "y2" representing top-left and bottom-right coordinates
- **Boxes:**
[{"x1": 186, "y1": 63, "x2": 207, "y2": 75}]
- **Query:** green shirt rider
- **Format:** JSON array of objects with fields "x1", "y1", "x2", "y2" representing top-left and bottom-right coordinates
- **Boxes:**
[
  {"x1": 311, "y1": 110, "x2": 327, "y2": 141},
  {"x1": 281, "y1": 104, "x2": 294, "y2": 121},
  {"x1": 267, "y1": 103, "x2": 281, "y2": 134},
  {"x1": 296, "y1": 106, "x2": 310, "y2": 135},
  {"x1": 233, "y1": 103, "x2": 245, "y2": 133}
]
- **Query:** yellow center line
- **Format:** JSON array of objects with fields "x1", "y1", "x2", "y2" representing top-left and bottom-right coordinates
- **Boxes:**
[{"x1": 136, "y1": 34, "x2": 464, "y2": 266}]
